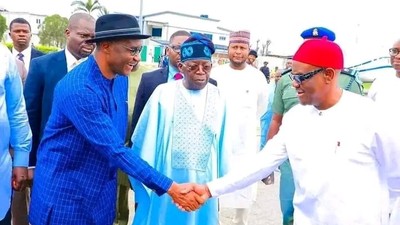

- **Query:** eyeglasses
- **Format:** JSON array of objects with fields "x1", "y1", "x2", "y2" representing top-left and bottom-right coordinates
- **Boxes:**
[
  {"x1": 289, "y1": 68, "x2": 324, "y2": 84},
  {"x1": 389, "y1": 48, "x2": 400, "y2": 57},
  {"x1": 182, "y1": 62, "x2": 212, "y2": 73},
  {"x1": 121, "y1": 45, "x2": 142, "y2": 56},
  {"x1": 169, "y1": 45, "x2": 181, "y2": 53}
]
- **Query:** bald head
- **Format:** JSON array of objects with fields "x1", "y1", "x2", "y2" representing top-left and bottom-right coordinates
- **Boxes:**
[
  {"x1": 65, "y1": 13, "x2": 95, "y2": 60},
  {"x1": 68, "y1": 13, "x2": 95, "y2": 29}
]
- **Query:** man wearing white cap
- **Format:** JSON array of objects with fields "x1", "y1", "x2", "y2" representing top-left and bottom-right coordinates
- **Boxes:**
[{"x1": 211, "y1": 30, "x2": 269, "y2": 225}]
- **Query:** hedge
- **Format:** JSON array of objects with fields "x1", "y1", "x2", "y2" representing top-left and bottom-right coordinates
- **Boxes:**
[{"x1": 4, "y1": 42, "x2": 59, "y2": 54}]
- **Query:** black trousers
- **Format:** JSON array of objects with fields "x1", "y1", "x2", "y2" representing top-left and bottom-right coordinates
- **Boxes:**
[{"x1": 0, "y1": 208, "x2": 11, "y2": 225}]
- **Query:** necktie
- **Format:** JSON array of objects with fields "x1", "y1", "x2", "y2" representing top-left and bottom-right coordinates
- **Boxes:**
[
  {"x1": 174, "y1": 72, "x2": 183, "y2": 80},
  {"x1": 71, "y1": 60, "x2": 79, "y2": 68},
  {"x1": 17, "y1": 53, "x2": 24, "y2": 63},
  {"x1": 69, "y1": 58, "x2": 87, "y2": 71}
]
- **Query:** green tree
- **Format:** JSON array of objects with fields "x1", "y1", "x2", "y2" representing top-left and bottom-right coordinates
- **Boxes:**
[
  {"x1": 71, "y1": 0, "x2": 103, "y2": 15},
  {"x1": 38, "y1": 14, "x2": 68, "y2": 48},
  {"x1": 97, "y1": 6, "x2": 109, "y2": 17},
  {"x1": 0, "y1": 14, "x2": 7, "y2": 41}
]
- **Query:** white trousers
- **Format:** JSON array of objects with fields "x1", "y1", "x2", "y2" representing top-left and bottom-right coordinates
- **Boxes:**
[
  {"x1": 220, "y1": 208, "x2": 250, "y2": 225},
  {"x1": 127, "y1": 189, "x2": 136, "y2": 225},
  {"x1": 232, "y1": 208, "x2": 250, "y2": 225},
  {"x1": 390, "y1": 197, "x2": 400, "y2": 225}
]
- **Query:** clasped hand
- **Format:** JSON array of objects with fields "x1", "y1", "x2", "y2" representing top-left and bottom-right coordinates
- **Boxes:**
[
  {"x1": 167, "y1": 182, "x2": 211, "y2": 212},
  {"x1": 12, "y1": 167, "x2": 28, "y2": 191}
]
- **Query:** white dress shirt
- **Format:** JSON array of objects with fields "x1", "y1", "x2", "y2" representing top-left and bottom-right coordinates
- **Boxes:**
[
  {"x1": 368, "y1": 71, "x2": 400, "y2": 225},
  {"x1": 12, "y1": 46, "x2": 32, "y2": 72},
  {"x1": 65, "y1": 48, "x2": 78, "y2": 72}
]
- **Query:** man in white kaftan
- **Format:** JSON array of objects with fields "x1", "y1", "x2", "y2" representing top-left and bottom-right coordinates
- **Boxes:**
[
  {"x1": 130, "y1": 34, "x2": 231, "y2": 225},
  {"x1": 210, "y1": 30, "x2": 269, "y2": 225},
  {"x1": 368, "y1": 40, "x2": 400, "y2": 225},
  {"x1": 189, "y1": 37, "x2": 400, "y2": 225}
]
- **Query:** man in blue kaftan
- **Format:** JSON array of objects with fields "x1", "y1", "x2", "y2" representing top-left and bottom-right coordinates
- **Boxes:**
[
  {"x1": 29, "y1": 14, "x2": 202, "y2": 225},
  {"x1": 130, "y1": 34, "x2": 231, "y2": 225}
]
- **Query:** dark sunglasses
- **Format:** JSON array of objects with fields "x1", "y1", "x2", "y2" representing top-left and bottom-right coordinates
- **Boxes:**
[
  {"x1": 121, "y1": 45, "x2": 142, "y2": 56},
  {"x1": 389, "y1": 48, "x2": 400, "y2": 57},
  {"x1": 289, "y1": 68, "x2": 324, "y2": 84}
]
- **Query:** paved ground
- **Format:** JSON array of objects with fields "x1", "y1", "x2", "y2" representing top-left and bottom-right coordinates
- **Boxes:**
[
  {"x1": 220, "y1": 173, "x2": 282, "y2": 225},
  {"x1": 127, "y1": 172, "x2": 282, "y2": 225}
]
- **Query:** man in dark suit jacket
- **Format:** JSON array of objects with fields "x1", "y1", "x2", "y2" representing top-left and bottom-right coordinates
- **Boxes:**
[
  {"x1": 9, "y1": 18, "x2": 45, "y2": 75},
  {"x1": 24, "y1": 13, "x2": 95, "y2": 169},
  {"x1": 131, "y1": 30, "x2": 217, "y2": 132}
]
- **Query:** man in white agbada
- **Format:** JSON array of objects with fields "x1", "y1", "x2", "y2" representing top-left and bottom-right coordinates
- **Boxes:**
[
  {"x1": 185, "y1": 37, "x2": 400, "y2": 225},
  {"x1": 368, "y1": 39, "x2": 400, "y2": 225},
  {"x1": 210, "y1": 30, "x2": 269, "y2": 225},
  {"x1": 129, "y1": 34, "x2": 231, "y2": 225}
]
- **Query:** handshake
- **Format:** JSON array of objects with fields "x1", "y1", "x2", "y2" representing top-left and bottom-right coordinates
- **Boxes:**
[{"x1": 167, "y1": 182, "x2": 212, "y2": 211}]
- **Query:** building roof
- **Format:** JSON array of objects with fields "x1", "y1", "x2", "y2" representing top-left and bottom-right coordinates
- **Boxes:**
[
  {"x1": 150, "y1": 38, "x2": 227, "y2": 50},
  {"x1": 144, "y1": 11, "x2": 219, "y2": 22},
  {"x1": 0, "y1": 10, "x2": 47, "y2": 17}
]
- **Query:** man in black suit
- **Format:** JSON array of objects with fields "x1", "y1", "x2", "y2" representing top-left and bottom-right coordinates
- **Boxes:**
[
  {"x1": 16, "y1": 13, "x2": 95, "y2": 225},
  {"x1": 9, "y1": 18, "x2": 45, "y2": 76},
  {"x1": 131, "y1": 30, "x2": 217, "y2": 131}
]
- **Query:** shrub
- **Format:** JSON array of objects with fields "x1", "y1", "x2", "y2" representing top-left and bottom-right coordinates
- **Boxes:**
[
  {"x1": 35, "y1": 44, "x2": 60, "y2": 54},
  {"x1": 4, "y1": 42, "x2": 60, "y2": 54}
]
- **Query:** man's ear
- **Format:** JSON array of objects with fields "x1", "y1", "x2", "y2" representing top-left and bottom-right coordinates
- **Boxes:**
[
  {"x1": 165, "y1": 46, "x2": 171, "y2": 57},
  {"x1": 100, "y1": 41, "x2": 112, "y2": 54},
  {"x1": 323, "y1": 68, "x2": 335, "y2": 83},
  {"x1": 177, "y1": 62, "x2": 184, "y2": 73},
  {"x1": 65, "y1": 28, "x2": 70, "y2": 38}
]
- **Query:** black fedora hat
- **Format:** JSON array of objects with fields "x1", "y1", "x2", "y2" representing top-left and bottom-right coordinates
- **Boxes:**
[{"x1": 87, "y1": 13, "x2": 150, "y2": 43}]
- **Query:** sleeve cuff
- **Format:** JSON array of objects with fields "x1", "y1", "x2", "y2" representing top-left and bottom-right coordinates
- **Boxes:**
[
  {"x1": 12, "y1": 150, "x2": 30, "y2": 167},
  {"x1": 389, "y1": 178, "x2": 400, "y2": 198},
  {"x1": 154, "y1": 178, "x2": 173, "y2": 196},
  {"x1": 206, "y1": 181, "x2": 220, "y2": 198}
]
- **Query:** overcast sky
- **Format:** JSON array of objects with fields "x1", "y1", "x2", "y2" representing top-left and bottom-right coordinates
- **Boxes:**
[{"x1": 2, "y1": 0, "x2": 400, "y2": 66}]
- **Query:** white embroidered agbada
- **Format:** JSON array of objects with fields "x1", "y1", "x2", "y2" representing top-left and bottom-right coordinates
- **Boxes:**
[
  {"x1": 208, "y1": 91, "x2": 400, "y2": 225},
  {"x1": 368, "y1": 72, "x2": 400, "y2": 225},
  {"x1": 210, "y1": 63, "x2": 269, "y2": 208},
  {"x1": 130, "y1": 80, "x2": 232, "y2": 225}
]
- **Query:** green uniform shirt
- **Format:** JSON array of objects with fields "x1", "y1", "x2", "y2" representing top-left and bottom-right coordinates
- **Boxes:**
[{"x1": 272, "y1": 74, "x2": 298, "y2": 115}]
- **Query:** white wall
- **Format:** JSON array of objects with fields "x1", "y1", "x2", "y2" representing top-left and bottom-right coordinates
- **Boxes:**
[
  {"x1": 1, "y1": 11, "x2": 46, "y2": 45},
  {"x1": 143, "y1": 13, "x2": 230, "y2": 47}
]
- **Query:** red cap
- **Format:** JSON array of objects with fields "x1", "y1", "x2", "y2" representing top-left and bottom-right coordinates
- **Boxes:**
[{"x1": 293, "y1": 36, "x2": 343, "y2": 69}]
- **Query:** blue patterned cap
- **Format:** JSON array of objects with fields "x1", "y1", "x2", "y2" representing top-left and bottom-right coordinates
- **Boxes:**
[
  {"x1": 300, "y1": 27, "x2": 336, "y2": 41},
  {"x1": 180, "y1": 33, "x2": 215, "y2": 63}
]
